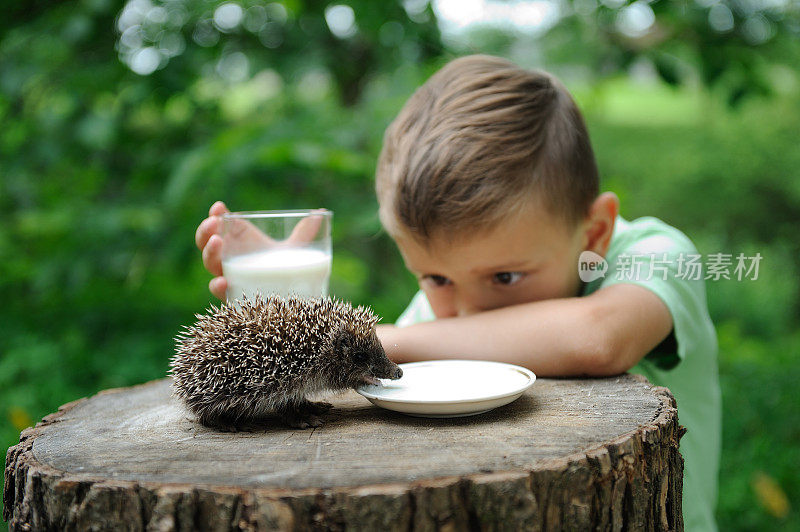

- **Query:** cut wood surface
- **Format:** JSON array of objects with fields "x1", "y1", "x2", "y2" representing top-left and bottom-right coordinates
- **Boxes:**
[{"x1": 4, "y1": 374, "x2": 685, "y2": 531}]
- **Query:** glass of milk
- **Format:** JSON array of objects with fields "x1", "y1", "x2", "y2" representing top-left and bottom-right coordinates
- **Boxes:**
[{"x1": 221, "y1": 209, "x2": 332, "y2": 302}]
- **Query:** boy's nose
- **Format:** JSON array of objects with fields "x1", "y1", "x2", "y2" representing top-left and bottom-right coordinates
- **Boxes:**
[
  {"x1": 456, "y1": 299, "x2": 482, "y2": 318},
  {"x1": 455, "y1": 290, "x2": 504, "y2": 317},
  {"x1": 457, "y1": 307, "x2": 476, "y2": 318},
  {"x1": 433, "y1": 289, "x2": 487, "y2": 318}
]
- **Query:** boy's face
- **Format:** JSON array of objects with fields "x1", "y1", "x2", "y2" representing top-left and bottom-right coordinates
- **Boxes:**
[{"x1": 395, "y1": 205, "x2": 589, "y2": 319}]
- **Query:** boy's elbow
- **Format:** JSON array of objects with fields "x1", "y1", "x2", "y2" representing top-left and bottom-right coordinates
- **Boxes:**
[
  {"x1": 591, "y1": 340, "x2": 638, "y2": 376},
  {"x1": 576, "y1": 311, "x2": 636, "y2": 377},
  {"x1": 574, "y1": 283, "x2": 674, "y2": 377},
  {"x1": 577, "y1": 336, "x2": 626, "y2": 376}
]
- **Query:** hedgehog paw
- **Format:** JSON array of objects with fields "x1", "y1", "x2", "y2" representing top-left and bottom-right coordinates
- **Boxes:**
[
  {"x1": 198, "y1": 415, "x2": 256, "y2": 433},
  {"x1": 279, "y1": 409, "x2": 325, "y2": 429},
  {"x1": 301, "y1": 400, "x2": 334, "y2": 415}
]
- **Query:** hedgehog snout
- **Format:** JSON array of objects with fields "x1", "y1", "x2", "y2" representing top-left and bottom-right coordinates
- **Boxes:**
[{"x1": 373, "y1": 360, "x2": 403, "y2": 380}]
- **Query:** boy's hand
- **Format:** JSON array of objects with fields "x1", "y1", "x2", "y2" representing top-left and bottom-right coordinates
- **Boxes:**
[{"x1": 195, "y1": 201, "x2": 231, "y2": 299}]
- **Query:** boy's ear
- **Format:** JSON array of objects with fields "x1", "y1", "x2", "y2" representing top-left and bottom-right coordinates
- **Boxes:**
[{"x1": 582, "y1": 192, "x2": 619, "y2": 256}]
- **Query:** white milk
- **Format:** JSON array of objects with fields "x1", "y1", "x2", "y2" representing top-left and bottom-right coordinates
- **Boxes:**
[
  {"x1": 370, "y1": 362, "x2": 532, "y2": 401},
  {"x1": 223, "y1": 247, "x2": 331, "y2": 301}
]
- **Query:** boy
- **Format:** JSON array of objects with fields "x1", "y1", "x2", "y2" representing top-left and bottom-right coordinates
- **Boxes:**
[{"x1": 195, "y1": 55, "x2": 720, "y2": 531}]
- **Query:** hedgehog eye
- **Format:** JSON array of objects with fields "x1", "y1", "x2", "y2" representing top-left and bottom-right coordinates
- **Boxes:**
[{"x1": 352, "y1": 351, "x2": 369, "y2": 366}]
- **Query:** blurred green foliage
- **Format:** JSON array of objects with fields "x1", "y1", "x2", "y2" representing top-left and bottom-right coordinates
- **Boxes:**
[
  {"x1": 551, "y1": 0, "x2": 800, "y2": 106},
  {"x1": 1, "y1": 1, "x2": 798, "y2": 530}
]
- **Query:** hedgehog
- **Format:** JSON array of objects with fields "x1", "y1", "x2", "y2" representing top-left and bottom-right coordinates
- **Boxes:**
[{"x1": 169, "y1": 294, "x2": 403, "y2": 431}]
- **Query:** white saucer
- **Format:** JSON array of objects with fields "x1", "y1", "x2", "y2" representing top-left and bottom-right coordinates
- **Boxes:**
[{"x1": 356, "y1": 360, "x2": 536, "y2": 418}]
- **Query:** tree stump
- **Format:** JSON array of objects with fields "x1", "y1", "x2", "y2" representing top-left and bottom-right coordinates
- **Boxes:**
[{"x1": 4, "y1": 374, "x2": 685, "y2": 531}]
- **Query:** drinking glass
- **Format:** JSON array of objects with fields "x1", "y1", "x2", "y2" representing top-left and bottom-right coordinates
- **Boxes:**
[{"x1": 221, "y1": 209, "x2": 332, "y2": 302}]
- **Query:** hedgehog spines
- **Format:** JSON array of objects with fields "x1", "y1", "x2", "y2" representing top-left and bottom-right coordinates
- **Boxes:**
[{"x1": 169, "y1": 293, "x2": 388, "y2": 429}]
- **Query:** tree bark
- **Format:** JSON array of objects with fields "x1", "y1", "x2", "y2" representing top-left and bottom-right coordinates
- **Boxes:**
[{"x1": 4, "y1": 374, "x2": 685, "y2": 531}]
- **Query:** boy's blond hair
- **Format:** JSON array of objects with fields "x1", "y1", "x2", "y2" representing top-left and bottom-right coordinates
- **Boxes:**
[{"x1": 376, "y1": 55, "x2": 599, "y2": 244}]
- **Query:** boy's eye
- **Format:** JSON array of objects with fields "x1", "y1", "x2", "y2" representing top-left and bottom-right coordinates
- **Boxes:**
[
  {"x1": 493, "y1": 272, "x2": 524, "y2": 285},
  {"x1": 425, "y1": 275, "x2": 451, "y2": 287}
]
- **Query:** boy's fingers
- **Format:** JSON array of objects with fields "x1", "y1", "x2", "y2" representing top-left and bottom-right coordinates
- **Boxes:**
[
  {"x1": 227, "y1": 217, "x2": 279, "y2": 247},
  {"x1": 195, "y1": 216, "x2": 221, "y2": 251},
  {"x1": 209, "y1": 201, "x2": 229, "y2": 217},
  {"x1": 287, "y1": 209, "x2": 326, "y2": 245},
  {"x1": 202, "y1": 234, "x2": 224, "y2": 276},
  {"x1": 200, "y1": 201, "x2": 230, "y2": 301},
  {"x1": 197, "y1": 202, "x2": 228, "y2": 250},
  {"x1": 209, "y1": 276, "x2": 227, "y2": 300}
]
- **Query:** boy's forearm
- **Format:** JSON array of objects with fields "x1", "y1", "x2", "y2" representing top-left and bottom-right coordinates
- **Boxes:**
[
  {"x1": 378, "y1": 298, "x2": 608, "y2": 377},
  {"x1": 377, "y1": 284, "x2": 673, "y2": 377}
]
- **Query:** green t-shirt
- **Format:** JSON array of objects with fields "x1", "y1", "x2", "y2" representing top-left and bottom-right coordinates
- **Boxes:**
[{"x1": 394, "y1": 215, "x2": 721, "y2": 532}]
